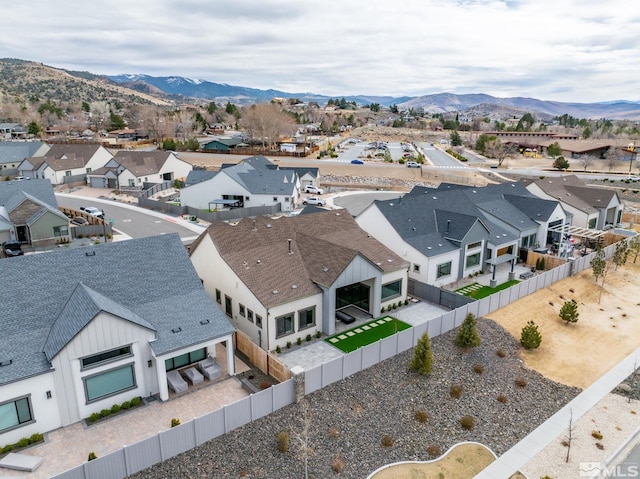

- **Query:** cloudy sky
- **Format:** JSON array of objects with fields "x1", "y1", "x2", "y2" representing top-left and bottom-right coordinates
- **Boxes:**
[{"x1": 4, "y1": 0, "x2": 640, "y2": 103}]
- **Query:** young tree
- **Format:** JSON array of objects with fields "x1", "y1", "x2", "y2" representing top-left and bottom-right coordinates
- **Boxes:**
[
  {"x1": 552, "y1": 156, "x2": 570, "y2": 170},
  {"x1": 612, "y1": 240, "x2": 629, "y2": 270},
  {"x1": 605, "y1": 147, "x2": 623, "y2": 172},
  {"x1": 591, "y1": 246, "x2": 606, "y2": 282},
  {"x1": 547, "y1": 142, "x2": 562, "y2": 158},
  {"x1": 450, "y1": 130, "x2": 462, "y2": 146},
  {"x1": 629, "y1": 236, "x2": 640, "y2": 263},
  {"x1": 578, "y1": 154, "x2": 595, "y2": 172},
  {"x1": 455, "y1": 313, "x2": 481, "y2": 349},
  {"x1": 241, "y1": 103, "x2": 296, "y2": 149},
  {"x1": 559, "y1": 299, "x2": 579, "y2": 324},
  {"x1": 520, "y1": 321, "x2": 542, "y2": 349},
  {"x1": 410, "y1": 332, "x2": 433, "y2": 374}
]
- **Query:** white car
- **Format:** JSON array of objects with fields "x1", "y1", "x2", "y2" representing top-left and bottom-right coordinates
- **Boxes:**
[
  {"x1": 304, "y1": 185, "x2": 324, "y2": 195},
  {"x1": 80, "y1": 206, "x2": 104, "y2": 219},
  {"x1": 302, "y1": 197, "x2": 326, "y2": 206},
  {"x1": 406, "y1": 161, "x2": 420, "y2": 168}
]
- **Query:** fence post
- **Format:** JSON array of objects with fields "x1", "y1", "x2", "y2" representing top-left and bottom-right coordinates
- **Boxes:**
[{"x1": 291, "y1": 366, "x2": 305, "y2": 403}]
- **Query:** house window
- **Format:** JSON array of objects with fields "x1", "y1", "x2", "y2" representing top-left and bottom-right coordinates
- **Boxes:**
[
  {"x1": 224, "y1": 295, "x2": 232, "y2": 317},
  {"x1": 164, "y1": 348, "x2": 207, "y2": 371},
  {"x1": 276, "y1": 313, "x2": 294, "y2": 338},
  {"x1": 273, "y1": 197, "x2": 278, "y2": 202},
  {"x1": 86, "y1": 168, "x2": 92, "y2": 173},
  {"x1": 81, "y1": 345, "x2": 132, "y2": 370},
  {"x1": 247, "y1": 309, "x2": 254, "y2": 322},
  {"x1": 467, "y1": 241, "x2": 481, "y2": 250},
  {"x1": 413, "y1": 264, "x2": 420, "y2": 273},
  {"x1": 298, "y1": 306, "x2": 316, "y2": 330},
  {"x1": 128, "y1": 179, "x2": 135, "y2": 187},
  {"x1": 0, "y1": 396, "x2": 33, "y2": 433},
  {"x1": 84, "y1": 364, "x2": 136, "y2": 403},
  {"x1": 466, "y1": 253, "x2": 481, "y2": 268},
  {"x1": 65, "y1": 170, "x2": 72, "y2": 177},
  {"x1": 588, "y1": 218, "x2": 597, "y2": 229},
  {"x1": 255, "y1": 314, "x2": 263, "y2": 328},
  {"x1": 215, "y1": 289, "x2": 221, "y2": 304},
  {"x1": 381, "y1": 280, "x2": 402, "y2": 301},
  {"x1": 245, "y1": 197, "x2": 250, "y2": 201},
  {"x1": 53, "y1": 225, "x2": 69, "y2": 237},
  {"x1": 437, "y1": 261, "x2": 452, "y2": 278},
  {"x1": 239, "y1": 304, "x2": 246, "y2": 317}
]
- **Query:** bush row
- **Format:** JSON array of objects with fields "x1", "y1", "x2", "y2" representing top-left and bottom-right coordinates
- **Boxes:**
[{"x1": 87, "y1": 396, "x2": 143, "y2": 424}]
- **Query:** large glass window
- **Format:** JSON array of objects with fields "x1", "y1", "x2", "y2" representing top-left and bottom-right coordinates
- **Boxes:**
[
  {"x1": 437, "y1": 262, "x2": 452, "y2": 278},
  {"x1": 298, "y1": 307, "x2": 316, "y2": 330},
  {"x1": 84, "y1": 364, "x2": 135, "y2": 403},
  {"x1": 381, "y1": 280, "x2": 402, "y2": 301},
  {"x1": 466, "y1": 253, "x2": 481, "y2": 268},
  {"x1": 276, "y1": 313, "x2": 294, "y2": 338},
  {"x1": 0, "y1": 396, "x2": 33, "y2": 433},
  {"x1": 164, "y1": 348, "x2": 207, "y2": 371},
  {"x1": 215, "y1": 289, "x2": 221, "y2": 304},
  {"x1": 82, "y1": 345, "x2": 132, "y2": 369}
]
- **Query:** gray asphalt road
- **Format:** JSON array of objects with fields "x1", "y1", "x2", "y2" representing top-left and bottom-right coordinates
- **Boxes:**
[{"x1": 56, "y1": 194, "x2": 205, "y2": 240}]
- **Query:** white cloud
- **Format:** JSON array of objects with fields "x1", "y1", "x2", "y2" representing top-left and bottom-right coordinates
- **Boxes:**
[{"x1": 3, "y1": 0, "x2": 639, "y2": 102}]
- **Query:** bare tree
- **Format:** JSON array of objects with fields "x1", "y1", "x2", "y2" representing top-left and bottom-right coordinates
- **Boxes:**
[
  {"x1": 291, "y1": 400, "x2": 313, "y2": 479},
  {"x1": 564, "y1": 408, "x2": 574, "y2": 463},
  {"x1": 484, "y1": 138, "x2": 508, "y2": 166},
  {"x1": 578, "y1": 154, "x2": 595, "y2": 172},
  {"x1": 605, "y1": 147, "x2": 623, "y2": 172},
  {"x1": 241, "y1": 103, "x2": 296, "y2": 150}
]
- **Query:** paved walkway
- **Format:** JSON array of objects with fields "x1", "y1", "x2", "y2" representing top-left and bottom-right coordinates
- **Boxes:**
[{"x1": 0, "y1": 347, "x2": 250, "y2": 479}]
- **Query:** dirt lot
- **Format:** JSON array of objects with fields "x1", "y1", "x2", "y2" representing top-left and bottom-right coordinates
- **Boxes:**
[{"x1": 487, "y1": 260, "x2": 640, "y2": 389}]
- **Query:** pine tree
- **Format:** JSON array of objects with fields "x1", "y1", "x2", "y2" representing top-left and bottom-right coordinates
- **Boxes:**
[
  {"x1": 455, "y1": 313, "x2": 481, "y2": 349},
  {"x1": 520, "y1": 321, "x2": 542, "y2": 349},
  {"x1": 591, "y1": 246, "x2": 606, "y2": 282},
  {"x1": 559, "y1": 299, "x2": 579, "y2": 324},
  {"x1": 410, "y1": 332, "x2": 433, "y2": 374}
]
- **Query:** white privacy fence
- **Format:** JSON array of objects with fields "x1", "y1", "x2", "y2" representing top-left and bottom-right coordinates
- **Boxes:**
[{"x1": 52, "y1": 242, "x2": 619, "y2": 479}]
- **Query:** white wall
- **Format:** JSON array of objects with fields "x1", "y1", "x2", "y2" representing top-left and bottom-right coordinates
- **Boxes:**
[
  {"x1": 0, "y1": 373, "x2": 61, "y2": 445},
  {"x1": 380, "y1": 268, "x2": 409, "y2": 312},
  {"x1": 267, "y1": 294, "x2": 323, "y2": 351},
  {"x1": 180, "y1": 173, "x2": 249, "y2": 210}
]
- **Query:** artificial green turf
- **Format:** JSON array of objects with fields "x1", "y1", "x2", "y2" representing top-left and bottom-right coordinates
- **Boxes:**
[
  {"x1": 455, "y1": 279, "x2": 520, "y2": 299},
  {"x1": 325, "y1": 317, "x2": 412, "y2": 353}
]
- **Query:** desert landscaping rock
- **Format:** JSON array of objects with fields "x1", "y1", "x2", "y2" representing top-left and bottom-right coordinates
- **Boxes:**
[{"x1": 130, "y1": 320, "x2": 579, "y2": 479}]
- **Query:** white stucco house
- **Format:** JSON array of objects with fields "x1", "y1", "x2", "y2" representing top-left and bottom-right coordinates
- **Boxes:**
[
  {"x1": 179, "y1": 156, "x2": 302, "y2": 212},
  {"x1": 18, "y1": 144, "x2": 113, "y2": 185},
  {"x1": 356, "y1": 183, "x2": 570, "y2": 287},
  {"x1": 0, "y1": 234, "x2": 234, "y2": 446},
  {"x1": 0, "y1": 141, "x2": 50, "y2": 173},
  {"x1": 189, "y1": 209, "x2": 409, "y2": 352}
]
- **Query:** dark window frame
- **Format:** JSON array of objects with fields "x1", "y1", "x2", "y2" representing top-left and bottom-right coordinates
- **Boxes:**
[
  {"x1": 437, "y1": 261, "x2": 452, "y2": 278},
  {"x1": 81, "y1": 345, "x2": 132, "y2": 370},
  {"x1": 83, "y1": 363, "x2": 136, "y2": 404},
  {"x1": 298, "y1": 306, "x2": 316, "y2": 330},
  {"x1": 276, "y1": 312, "x2": 294, "y2": 338},
  {"x1": 0, "y1": 395, "x2": 34, "y2": 433},
  {"x1": 381, "y1": 279, "x2": 402, "y2": 302}
]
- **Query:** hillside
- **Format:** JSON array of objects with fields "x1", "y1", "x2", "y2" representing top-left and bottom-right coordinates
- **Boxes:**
[{"x1": 0, "y1": 58, "x2": 171, "y2": 106}]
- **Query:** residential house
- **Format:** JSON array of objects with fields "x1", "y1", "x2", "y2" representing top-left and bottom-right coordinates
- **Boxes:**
[
  {"x1": 0, "y1": 141, "x2": 50, "y2": 175},
  {"x1": 180, "y1": 155, "x2": 300, "y2": 212},
  {"x1": 0, "y1": 179, "x2": 70, "y2": 245},
  {"x1": 0, "y1": 123, "x2": 27, "y2": 140},
  {"x1": 87, "y1": 150, "x2": 192, "y2": 189},
  {"x1": 523, "y1": 175, "x2": 623, "y2": 229},
  {"x1": 189, "y1": 209, "x2": 409, "y2": 351},
  {"x1": 18, "y1": 144, "x2": 113, "y2": 185},
  {"x1": 0, "y1": 234, "x2": 235, "y2": 445},
  {"x1": 356, "y1": 183, "x2": 569, "y2": 287},
  {"x1": 201, "y1": 137, "x2": 245, "y2": 151}
]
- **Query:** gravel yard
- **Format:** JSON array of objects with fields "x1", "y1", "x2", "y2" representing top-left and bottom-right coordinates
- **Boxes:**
[{"x1": 130, "y1": 319, "x2": 580, "y2": 479}]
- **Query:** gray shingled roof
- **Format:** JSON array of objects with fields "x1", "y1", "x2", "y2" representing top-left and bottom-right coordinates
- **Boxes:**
[
  {"x1": 223, "y1": 159, "x2": 297, "y2": 195},
  {"x1": 0, "y1": 234, "x2": 234, "y2": 386},
  {"x1": 113, "y1": 150, "x2": 173, "y2": 176},
  {"x1": 0, "y1": 179, "x2": 60, "y2": 209},
  {"x1": 0, "y1": 141, "x2": 47, "y2": 164},
  {"x1": 185, "y1": 169, "x2": 217, "y2": 186}
]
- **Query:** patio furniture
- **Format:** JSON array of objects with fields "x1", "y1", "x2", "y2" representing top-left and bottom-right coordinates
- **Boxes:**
[
  {"x1": 167, "y1": 370, "x2": 188, "y2": 393},
  {"x1": 519, "y1": 271, "x2": 535, "y2": 280},
  {"x1": 198, "y1": 354, "x2": 222, "y2": 380},
  {"x1": 183, "y1": 367, "x2": 204, "y2": 385},
  {"x1": 0, "y1": 452, "x2": 44, "y2": 472},
  {"x1": 336, "y1": 310, "x2": 356, "y2": 324}
]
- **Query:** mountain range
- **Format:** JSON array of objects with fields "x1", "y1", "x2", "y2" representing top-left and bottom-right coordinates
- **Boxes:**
[{"x1": 1, "y1": 59, "x2": 640, "y2": 120}]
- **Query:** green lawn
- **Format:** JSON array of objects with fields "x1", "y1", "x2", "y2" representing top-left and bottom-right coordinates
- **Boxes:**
[
  {"x1": 455, "y1": 280, "x2": 520, "y2": 299},
  {"x1": 325, "y1": 317, "x2": 411, "y2": 353}
]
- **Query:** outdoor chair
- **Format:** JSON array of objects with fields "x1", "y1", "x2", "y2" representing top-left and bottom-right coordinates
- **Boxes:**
[
  {"x1": 198, "y1": 354, "x2": 222, "y2": 380},
  {"x1": 184, "y1": 366, "x2": 204, "y2": 385},
  {"x1": 167, "y1": 369, "x2": 188, "y2": 393}
]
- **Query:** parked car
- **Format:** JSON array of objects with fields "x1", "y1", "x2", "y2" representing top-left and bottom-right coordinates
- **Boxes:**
[
  {"x1": 12, "y1": 176, "x2": 28, "y2": 181},
  {"x1": 302, "y1": 197, "x2": 326, "y2": 206},
  {"x1": 2, "y1": 240, "x2": 24, "y2": 257},
  {"x1": 303, "y1": 185, "x2": 324, "y2": 195},
  {"x1": 406, "y1": 161, "x2": 420, "y2": 168},
  {"x1": 80, "y1": 206, "x2": 104, "y2": 219},
  {"x1": 71, "y1": 217, "x2": 89, "y2": 226},
  {"x1": 351, "y1": 159, "x2": 364, "y2": 165}
]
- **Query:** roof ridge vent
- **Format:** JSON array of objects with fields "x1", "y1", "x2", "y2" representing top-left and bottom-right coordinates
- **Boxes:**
[{"x1": 85, "y1": 251, "x2": 96, "y2": 256}]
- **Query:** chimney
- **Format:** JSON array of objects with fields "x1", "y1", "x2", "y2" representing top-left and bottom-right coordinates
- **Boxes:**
[
  {"x1": 287, "y1": 238, "x2": 293, "y2": 254},
  {"x1": 446, "y1": 220, "x2": 451, "y2": 234}
]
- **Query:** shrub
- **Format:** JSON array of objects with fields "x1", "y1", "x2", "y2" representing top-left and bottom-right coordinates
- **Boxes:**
[
  {"x1": 296, "y1": 337, "x2": 302, "y2": 346},
  {"x1": 121, "y1": 400, "x2": 131, "y2": 410},
  {"x1": 110, "y1": 404, "x2": 121, "y2": 414},
  {"x1": 559, "y1": 299, "x2": 579, "y2": 324},
  {"x1": 286, "y1": 341, "x2": 292, "y2": 349},
  {"x1": 455, "y1": 313, "x2": 481, "y2": 349},
  {"x1": 29, "y1": 433, "x2": 43, "y2": 444},
  {"x1": 415, "y1": 410, "x2": 429, "y2": 423},
  {"x1": 381, "y1": 434, "x2": 394, "y2": 447},
  {"x1": 497, "y1": 394, "x2": 508, "y2": 404},
  {"x1": 275, "y1": 345, "x2": 281, "y2": 354},
  {"x1": 306, "y1": 334, "x2": 312, "y2": 342},
  {"x1": 16, "y1": 437, "x2": 29, "y2": 448},
  {"x1": 130, "y1": 396, "x2": 142, "y2": 407},
  {"x1": 515, "y1": 377, "x2": 528, "y2": 388},
  {"x1": 171, "y1": 418, "x2": 181, "y2": 427},
  {"x1": 520, "y1": 320, "x2": 542, "y2": 349},
  {"x1": 427, "y1": 444, "x2": 442, "y2": 457},
  {"x1": 592, "y1": 430, "x2": 603, "y2": 440},
  {"x1": 496, "y1": 349, "x2": 506, "y2": 358},
  {"x1": 89, "y1": 412, "x2": 101, "y2": 423},
  {"x1": 277, "y1": 431, "x2": 289, "y2": 452},
  {"x1": 473, "y1": 364, "x2": 484, "y2": 374},
  {"x1": 1, "y1": 444, "x2": 13, "y2": 454},
  {"x1": 316, "y1": 331, "x2": 322, "y2": 338},
  {"x1": 460, "y1": 415, "x2": 475, "y2": 430},
  {"x1": 328, "y1": 426, "x2": 340, "y2": 439},
  {"x1": 88, "y1": 452, "x2": 97, "y2": 461},
  {"x1": 100, "y1": 409, "x2": 111, "y2": 418},
  {"x1": 409, "y1": 332, "x2": 433, "y2": 375},
  {"x1": 332, "y1": 457, "x2": 345, "y2": 473},
  {"x1": 450, "y1": 384, "x2": 463, "y2": 399}
]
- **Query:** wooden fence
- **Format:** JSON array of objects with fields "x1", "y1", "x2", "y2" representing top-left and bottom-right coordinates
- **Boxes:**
[{"x1": 235, "y1": 330, "x2": 291, "y2": 382}]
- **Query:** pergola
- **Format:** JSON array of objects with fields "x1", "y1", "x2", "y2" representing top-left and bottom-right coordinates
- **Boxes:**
[{"x1": 547, "y1": 224, "x2": 606, "y2": 240}]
